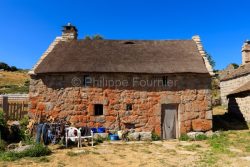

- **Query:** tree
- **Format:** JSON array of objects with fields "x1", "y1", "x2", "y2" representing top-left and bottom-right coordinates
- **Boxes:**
[
  {"x1": 84, "y1": 34, "x2": 104, "y2": 40},
  {"x1": 231, "y1": 63, "x2": 239, "y2": 69},
  {"x1": 84, "y1": 35, "x2": 91, "y2": 40},
  {"x1": 205, "y1": 52, "x2": 215, "y2": 69},
  {"x1": 10, "y1": 66, "x2": 18, "y2": 71},
  {"x1": 0, "y1": 62, "x2": 19, "y2": 71},
  {"x1": 92, "y1": 34, "x2": 103, "y2": 40},
  {"x1": 0, "y1": 62, "x2": 10, "y2": 71}
]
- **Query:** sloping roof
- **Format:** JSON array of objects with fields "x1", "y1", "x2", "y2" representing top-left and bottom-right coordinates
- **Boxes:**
[
  {"x1": 34, "y1": 40, "x2": 209, "y2": 74},
  {"x1": 221, "y1": 64, "x2": 250, "y2": 81},
  {"x1": 228, "y1": 81, "x2": 250, "y2": 96}
]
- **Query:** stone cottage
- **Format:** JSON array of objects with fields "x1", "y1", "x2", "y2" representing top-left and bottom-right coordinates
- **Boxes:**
[
  {"x1": 29, "y1": 23, "x2": 214, "y2": 139},
  {"x1": 220, "y1": 41, "x2": 250, "y2": 122}
]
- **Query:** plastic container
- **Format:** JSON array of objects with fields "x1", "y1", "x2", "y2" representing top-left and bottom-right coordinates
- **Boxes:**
[
  {"x1": 91, "y1": 128, "x2": 97, "y2": 133},
  {"x1": 110, "y1": 134, "x2": 119, "y2": 141},
  {"x1": 97, "y1": 127, "x2": 106, "y2": 133}
]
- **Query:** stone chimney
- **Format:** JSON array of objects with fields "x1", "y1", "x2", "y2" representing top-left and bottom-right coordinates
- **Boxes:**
[
  {"x1": 61, "y1": 23, "x2": 78, "y2": 41},
  {"x1": 242, "y1": 40, "x2": 250, "y2": 65}
]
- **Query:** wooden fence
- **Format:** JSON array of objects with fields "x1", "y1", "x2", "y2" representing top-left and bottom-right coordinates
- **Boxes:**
[{"x1": 0, "y1": 96, "x2": 28, "y2": 120}]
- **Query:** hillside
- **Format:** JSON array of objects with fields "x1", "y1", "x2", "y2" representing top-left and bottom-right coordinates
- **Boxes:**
[{"x1": 0, "y1": 71, "x2": 29, "y2": 94}]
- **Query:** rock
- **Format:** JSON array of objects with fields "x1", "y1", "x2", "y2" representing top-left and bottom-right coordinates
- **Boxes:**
[
  {"x1": 205, "y1": 130, "x2": 214, "y2": 137},
  {"x1": 192, "y1": 119, "x2": 212, "y2": 132},
  {"x1": 95, "y1": 116, "x2": 105, "y2": 123},
  {"x1": 139, "y1": 132, "x2": 152, "y2": 141},
  {"x1": 128, "y1": 132, "x2": 140, "y2": 141},
  {"x1": 205, "y1": 110, "x2": 213, "y2": 120},
  {"x1": 13, "y1": 145, "x2": 32, "y2": 153},
  {"x1": 7, "y1": 143, "x2": 19, "y2": 151},
  {"x1": 187, "y1": 132, "x2": 205, "y2": 139}
]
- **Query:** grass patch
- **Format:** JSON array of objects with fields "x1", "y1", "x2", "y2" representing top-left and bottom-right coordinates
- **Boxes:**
[
  {"x1": 66, "y1": 150, "x2": 90, "y2": 156},
  {"x1": 199, "y1": 151, "x2": 219, "y2": 166},
  {"x1": 183, "y1": 144, "x2": 201, "y2": 151},
  {"x1": 208, "y1": 133, "x2": 230, "y2": 154},
  {"x1": 246, "y1": 146, "x2": 250, "y2": 152},
  {"x1": 0, "y1": 144, "x2": 51, "y2": 161},
  {"x1": 141, "y1": 149, "x2": 152, "y2": 154},
  {"x1": 38, "y1": 157, "x2": 50, "y2": 163}
]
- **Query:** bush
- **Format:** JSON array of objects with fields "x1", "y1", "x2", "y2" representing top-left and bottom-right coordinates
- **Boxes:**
[
  {"x1": 179, "y1": 134, "x2": 190, "y2": 141},
  {"x1": 0, "y1": 109, "x2": 6, "y2": 127},
  {"x1": 0, "y1": 139, "x2": 7, "y2": 152},
  {"x1": 195, "y1": 134, "x2": 208, "y2": 141},
  {"x1": 151, "y1": 132, "x2": 161, "y2": 141},
  {"x1": 0, "y1": 144, "x2": 51, "y2": 161}
]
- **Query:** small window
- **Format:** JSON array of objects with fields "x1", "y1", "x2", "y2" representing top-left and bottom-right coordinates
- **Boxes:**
[
  {"x1": 94, "y1": 104, "x2": 103, "y2": 115},
  {"x1": 83, "y1": 75, "x2": 92, "y2": 87},
  {"x1": 162, "y1": 76, "x2": 168, "y2": 86},
  {"x1": 126, "y1": 104, "x2": 133, "y2": 111}
]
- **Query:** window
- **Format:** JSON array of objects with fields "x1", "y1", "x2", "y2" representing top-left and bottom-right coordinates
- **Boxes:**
[
  {"x1": 162, "y1": 76, "x2": 168, "y2": 86},
  {"x1": 94, "y1": 104, "x2": 103, "y2": 115},
  {"x1": 126, "y1": 104, "x2": 133, "y2": 111},
  {"x1": 83, "y1": 75, "x2": 92, "y2": 87}
]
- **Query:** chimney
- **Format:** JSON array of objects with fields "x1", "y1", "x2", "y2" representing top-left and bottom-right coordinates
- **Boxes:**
[
  {"x1": 242, "y1": 40, "x2": 250, "y2": 65},
  {"x1": 61, "y1": 23, "x2": 78, "y2": 41}
]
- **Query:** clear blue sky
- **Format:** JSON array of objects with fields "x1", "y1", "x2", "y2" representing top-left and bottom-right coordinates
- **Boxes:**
[{"x1": 0, "y1": 0, "x2": 250, "y2": 70}]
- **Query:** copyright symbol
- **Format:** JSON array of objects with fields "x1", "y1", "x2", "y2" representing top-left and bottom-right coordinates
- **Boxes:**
[{"x1": 71, "y1": 77, "x2": 81, "y2": 87}]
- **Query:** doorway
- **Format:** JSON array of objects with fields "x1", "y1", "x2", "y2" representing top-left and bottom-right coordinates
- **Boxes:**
[{"x1": 161, "y1": 104, "x2": 178, "y2": 139}]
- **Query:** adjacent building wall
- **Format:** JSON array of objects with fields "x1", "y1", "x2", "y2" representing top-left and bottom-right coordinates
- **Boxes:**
[
  {"x1": 220, "y1": 73, "x2": 250, "y2": 106},
  {"x1": 228, "y1": 92, "x2": 250, "y2": 122},
  {"x1": 29, "y1": 73, "x2": 212, "y2": 135}
]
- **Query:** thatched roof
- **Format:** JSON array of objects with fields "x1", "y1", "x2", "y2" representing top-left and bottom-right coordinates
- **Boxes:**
[
  {"x1": 34, "y1": 39, "x2": 209, "y2": 74},
  {"x1": 221, "y1": 64, "x2": 250, "y2": 81},
  {"x1": 228, "y1": 81, "x2": 250, "y2": 96}
]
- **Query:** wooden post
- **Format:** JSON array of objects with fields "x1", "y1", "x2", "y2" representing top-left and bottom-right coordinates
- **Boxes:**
[{"x1": 2, "y1": 96, "x2": 8, "y2": 119}]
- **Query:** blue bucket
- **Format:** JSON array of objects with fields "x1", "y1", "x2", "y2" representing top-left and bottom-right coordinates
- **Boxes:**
[
  {"x1": 110, "y1": 134, "x2": 119, "y2": 141},
  {"x1": 97, "y1": 127, "x2": 105, "y2": 133},
  {"x1": 91, "y1": 128, "x2": 97, "y2": 133}
]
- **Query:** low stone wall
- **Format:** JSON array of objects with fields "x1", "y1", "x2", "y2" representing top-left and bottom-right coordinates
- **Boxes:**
[
  {"x1": 228, "y1": 92, "x2": 250, "y2": 122},
  {"x1": 220, "y1": 73, "x2": 250, "y2": 106},
  {"x1": 29, "y1": 73, "x2": 212, "y2": 136}
]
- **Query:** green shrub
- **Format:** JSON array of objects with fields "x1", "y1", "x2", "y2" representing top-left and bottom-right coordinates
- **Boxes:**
[
  {"x1": 0, "y1": 109, "x2": 6, "y2": 127},
  {"x1": 0, "y1": 144, "x2": 51, "y2": 161},
  {"x1": 95, "y1": 136, "x2": 104, "y2": 144},
  {"x1": 0, "y1": 139, "x2": 7, "y2": 152},
  {"x1": 151, "y1": 132, "x2": 161, "y2": 141},
  {"x1": 179, "y1": 134, "x2": 190, "y2": 141},
  {"x1": 195, "y1": 134, "x2": 208, "y2": 141},
  {"x1": 20, "y1": 115, "x2": 29, "y2": 130}
]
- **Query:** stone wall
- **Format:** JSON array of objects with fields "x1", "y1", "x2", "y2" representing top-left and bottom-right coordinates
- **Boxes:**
[
  {"x1": 220, "y1": 73, "x2": 250, "y2": 106},
  {"x1": 228, "y1": 92, "x2": 250, "y2": 122},
  {"x1": 29, "y1": 73, "x2": 212, "y2": 136}
]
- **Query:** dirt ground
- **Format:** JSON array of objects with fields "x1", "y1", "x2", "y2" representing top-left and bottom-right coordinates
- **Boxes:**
[{"x1": 1, "y1": 129, "x2": 250, "y2": 167}]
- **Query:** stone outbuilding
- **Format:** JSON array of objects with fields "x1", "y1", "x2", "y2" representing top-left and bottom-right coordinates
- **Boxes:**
[
  {"x1": 220, "y1": 41, "x2": 250, "y2": 122},
  {"x1": 29, "y1": 24, "x2": 214, "y2": 139}
]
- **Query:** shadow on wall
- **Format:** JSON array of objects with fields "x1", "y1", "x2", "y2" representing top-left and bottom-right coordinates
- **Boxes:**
[{"x1": 213, "y1": 97, "x2": 249, "y2": 131}]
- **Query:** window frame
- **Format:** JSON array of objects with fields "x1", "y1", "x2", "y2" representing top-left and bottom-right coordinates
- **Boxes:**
[
  {"x1": 94, "y1": 104, "x2": 103, "y2": 116},
  {"x1": 126, "y1": 104, "x2": 133, "y2": 111}
]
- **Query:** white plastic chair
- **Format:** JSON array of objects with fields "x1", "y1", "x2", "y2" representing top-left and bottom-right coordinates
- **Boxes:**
[
  {"x1": 65, "y1": 127, "x2": 81, "y2": 148},
  {"x1": 78, "y1": 128, "x2": 94, "y2": 147}
]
